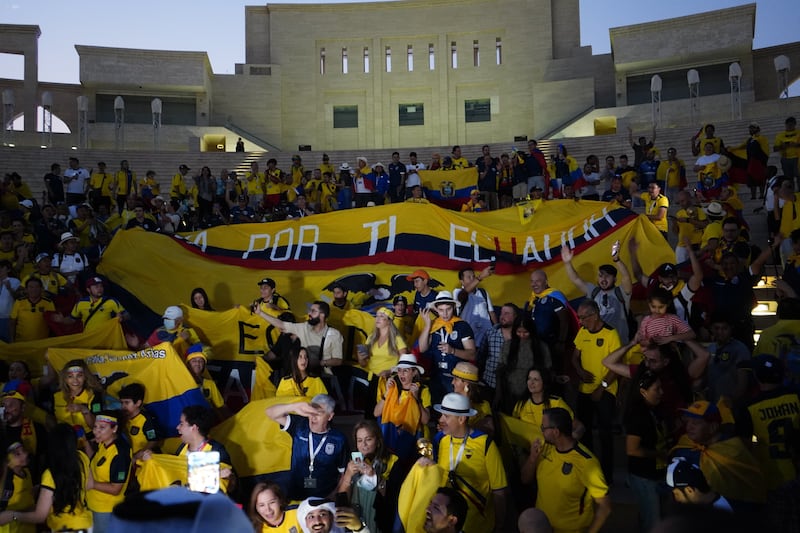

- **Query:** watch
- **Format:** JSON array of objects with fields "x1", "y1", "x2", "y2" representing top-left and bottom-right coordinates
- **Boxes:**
[{"x1": 601, "y1": 380, "x2": 609, "y2": 389}]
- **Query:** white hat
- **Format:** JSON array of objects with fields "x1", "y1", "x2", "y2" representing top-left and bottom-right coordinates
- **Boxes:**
[
  {"x1": 434, "y1": 392, "x2": 477, "y2": 417},
  {"x1": 432, "y1": 290, "x2": 457, "y2": 306},
  {"x1": 59, "y1": 231, "x2": 78, "y2": 245},
  {"x1": 296, "y1": 498, "x2": 339, "y2": 533},
  {"x1": 163, "y1": 306, "x2": 183, "y2": 320},
  {"x1": 19, "y1": 199, "x2": 33, "y2": 209},
  {"x1": 356, "y1": 156, "x2": 368, "y2": 165},
  {"x1": 339, "y1": 163, "x2": 351, "y2": 171},
  {"x1": 392, "y1": 353, "x2": 425, "y2": 375},
  {"x1": 372, "y1": 162, "x2": 385, "y2": 170},
  {"x1": 704, "y1": 201, "x2": 725, "y2": 218}
]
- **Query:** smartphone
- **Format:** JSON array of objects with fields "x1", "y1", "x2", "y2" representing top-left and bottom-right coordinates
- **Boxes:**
[
  {"x1": 351, "y1": 451, "x2": 364, "y2": 463},
  {"x1": 335, "y1": 491, "x2": 350, "y2": 508},
  {"x1": 611, "y1": 240, "x2": 620, "y2": 257},
  {"x1": 187, "y1": 451, "x2": 220, "y2": 494}
]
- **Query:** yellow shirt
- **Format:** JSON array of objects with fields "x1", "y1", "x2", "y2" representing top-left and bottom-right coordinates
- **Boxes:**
[
  {"x1": 125, "y1": 410, "x2": 160, "y2": 456},
  {"x1": 10, "y1": 297, "x2": 55, "y2": 342},
  {"x1": 365, "y1": 336, "x2": 407, "y2": 377},
  {"x1": 701, "y1": 220, "x2": 723, "y2": 248},
  {"x1": 201, "y1": 377, "x2": 225, "y2": 409},
  {"x1": 88, "y1": 439, "x2": 132, "y2": 512},
  {"x1": 642, "y1": 193, "x2": 669, "y2": 232},
  {"x1": 775, "y1": 130, "x2": 799, "y2": 159},
  {"x1": 675, "y1": 207, "x2": 707, "y2": 246},
  {"x1": 245, "y1": 172, "x2": 266, "y2": 195},
  {"x1": 170, "y1": 173, "x2": 188, "y2": 198},
  {"x1": 513, "y1": 396, "x2": 573, "y2": 441},
  {"x1": 89, "y1": 171, "x2": 114, "y2": 197},
  {"x1": 657, "y1": 159, "x2": 684, "y2": 188},
  {"x1": 535, "y1": 442, "x2": 608, "y2": 533},
  {"x1": 70, "y1": 297, "x2": 126, "y2": 332},
  {"x1": 41, "y1": 452, "x2": 92, "y2": 532},
  {"x1": 54, "y1": 388, "x2": 101, "y2": 434},
  {"x1": 5, "y1": 467, "x2": 35, "y2": 515},
  {"x1": 23, "y1": 271, "x2": 67, "y2": 296},
  {"x1": 451, "y1": 157, "x2": 470, "y2": 170},
  {"x1": 780, "y1": 192, "x2": 800, "y2": 236},
  {"x1": 275, "y1": 375, "x2": 328, "y2": 399},
  {"x1": 573, "y1": 325, "x2": 621, "y2": 396},
  {"x1": 259, "y1": 508, "x2": 300, "y2": 532},
  {"x1": 115, "y1": 169, "x2": 138, "y2": 196}
]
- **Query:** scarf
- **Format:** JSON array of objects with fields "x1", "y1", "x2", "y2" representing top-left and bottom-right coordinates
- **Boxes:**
[{"x1": 430, "y1": 315, "x2": 463, "y2": 336}]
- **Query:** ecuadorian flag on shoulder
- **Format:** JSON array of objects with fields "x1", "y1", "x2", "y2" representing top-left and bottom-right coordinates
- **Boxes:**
[{"x1": 47, "y1": 342, "x2": 208, "y2": 438}]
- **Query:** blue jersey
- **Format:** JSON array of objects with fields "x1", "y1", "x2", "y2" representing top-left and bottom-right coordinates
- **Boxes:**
[{"x1": 284, "y1": 414, "x2": 349, "y2": 500}]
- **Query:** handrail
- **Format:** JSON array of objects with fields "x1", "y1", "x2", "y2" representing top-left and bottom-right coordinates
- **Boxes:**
[
  {"x1": 224, "y1": 121, "x2": 282, "y2": 153},
  {"x1": 538, "y1": 105, "x2": 597, "y2": 140}
]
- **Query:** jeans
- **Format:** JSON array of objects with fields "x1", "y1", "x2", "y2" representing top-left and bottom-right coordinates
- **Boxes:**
[
  {"x1": 627, "y1": 473, "x2": 662, "y2": 532},
  {"x1": 577, "y1": 390, "x2": 616, "y2": 483}
]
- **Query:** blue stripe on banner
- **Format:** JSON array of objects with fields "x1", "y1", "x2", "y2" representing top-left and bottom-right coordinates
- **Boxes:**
[{"x1": 147, "y1": 388, "x2": 210, "y2": 438}]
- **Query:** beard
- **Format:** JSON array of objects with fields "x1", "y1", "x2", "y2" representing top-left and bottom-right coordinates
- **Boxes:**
[{"x1": 307, "y1": 316, "x2": 321, "y2": 326}]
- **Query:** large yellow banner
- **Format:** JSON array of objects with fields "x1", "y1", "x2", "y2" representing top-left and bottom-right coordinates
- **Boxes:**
[{"x1": 98, "y1": 202, "x2": 671, "y2": 328}]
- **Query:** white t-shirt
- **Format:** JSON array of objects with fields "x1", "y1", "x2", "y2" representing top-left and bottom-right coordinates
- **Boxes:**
[
  {"x1": 0, "y1": 277, "x2": 21, "y2": 317},
  {"x1": 64, "y1": 167, "x2": 90, "y2": 194},
  {"x1": 406, "y1": 163, "x2": 426, "y2": 188},
  {"x1": 694, "y1": 153, "x2": 720, "y2": 167}
]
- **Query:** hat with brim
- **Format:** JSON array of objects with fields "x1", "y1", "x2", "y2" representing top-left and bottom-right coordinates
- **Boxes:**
[
  {"x1": 339, "y1": 163, "x2": 352, "y2": 171},
  {"x1": 432, "y1": 290, "x2": 457, "y2": 307},
  {"x1": 678, "y1": 400, "x2": 721, "y2": 422},
  {"x1": 372, "y1": 162, "x2": 385, "y2": 171},
  {"x1": 434, "y1": 392, "x2": 477, "y2": 417},
  {"x1": 445, "y1": 362, "x2": 484, "y2": 385},
  {"x1": 392, "y1": 353, "x2": 424, "y2": 375},
  {"x1": 59, "y1": 231, "x2": 79, "y2": 245},
  {"x1": 704, "y1": 202, "x2": 725, "y2": 218}
]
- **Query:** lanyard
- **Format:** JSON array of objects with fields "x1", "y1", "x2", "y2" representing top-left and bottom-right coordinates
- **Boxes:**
[
  {"x1": 308, "y1": 433, "x2": 328, "y2": 473},
  {"x1": 448, "y1": 435, "x2": 468, "y2": 474}
]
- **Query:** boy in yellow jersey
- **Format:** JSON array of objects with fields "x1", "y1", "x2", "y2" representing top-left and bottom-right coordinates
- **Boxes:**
[
  {"x1": 23, "y1": 252, "x2": 67, "y2": 298},
  {"x1": 170, "y1": 164, "x2": 190, "y2": 201},
  {"x1": 521, "y1": 407, "x2": 611, "y2": 533},
  {"x1": 118, "y1": 383, "x2": 161, "y2": 459}
]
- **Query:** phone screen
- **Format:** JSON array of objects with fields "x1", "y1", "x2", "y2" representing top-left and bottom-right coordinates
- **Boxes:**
[{"x1": 187, "y1": 451, "x2": 220, "y2": 494}]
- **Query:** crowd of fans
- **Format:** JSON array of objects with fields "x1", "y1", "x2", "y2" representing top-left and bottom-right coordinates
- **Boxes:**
[{"x1": 0, "y1": 116, "x2": 798, "y2": 532}]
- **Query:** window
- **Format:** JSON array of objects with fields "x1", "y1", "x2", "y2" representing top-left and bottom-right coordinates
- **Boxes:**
[
  {"x1": 465, "y1": 99, "x2": 491, "y2": 123},
  {"x1": 342, "y1": 48, "x2": 348, "y2": 74},
  {"x1": 364, "y1": 47, "x2": 370, "y2": 73},
  {"x1": 333, "y1": 105, "x2": 358, "y2": 128},
  {"x1": 496, "y1": 38, "x2": 502, "y2": 65},
  {"x1": 473, "y1": 40, "x2": 479, "y2": 67},
  {"x1": 451, "y1": 41, "x2": 457, "y2": 69},
  {"x1": 320, "y1": 48, "x2": 326, "y2": 75},
  {"x1": 399, "y1": 103, "x2": 424, "y2": 126},
  {"x1": 385, "y1": 46, "x2": 392, "y2": 73},
  {"x1": 407, "y1": 45, "x2": 413, "y2": 72},
  {"x1": 428, "y1": 43, "x2": 435, "y2": 70}
]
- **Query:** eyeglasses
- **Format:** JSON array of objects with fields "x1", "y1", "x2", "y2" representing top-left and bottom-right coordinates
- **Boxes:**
[{"x1": 540, "y1": 425, "x2": 555, "y2": 431}]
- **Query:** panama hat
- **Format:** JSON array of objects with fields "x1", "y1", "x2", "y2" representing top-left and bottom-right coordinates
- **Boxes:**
[{"x1": 434, "y1": 392, "x2": 477, "y2": 417}]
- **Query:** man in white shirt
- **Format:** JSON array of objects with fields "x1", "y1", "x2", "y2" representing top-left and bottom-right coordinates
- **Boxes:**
[
  {"x1": 405, "y1": 152, "x2": 426, "y2": 198},
  {"x1": 0, "y1": 260, "x2": 21, "y2": 342},
  {"x1": 63, "y1": 157, "x2": 90, "y2": 207}
]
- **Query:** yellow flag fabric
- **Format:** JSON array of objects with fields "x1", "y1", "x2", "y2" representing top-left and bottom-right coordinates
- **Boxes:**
[
  {"x1": 397, "y1": 462, "x2": 445, "y2": 533},
  {"x1": 136, "y1": 453, "x2": 231, "y2": 494},
  {"x1": 251, "y1": 357, "x2": 276, "y2": 401},
  {"x1": 213, "y1": 397, "x2": 297, "y2": 478},
  {"x1": 498, "y1": 413, "x2": 539, "y2": 449},
  {"x1": 0, "y1": 320, "x2": 128, "y2": 378},
  {"x1": 98, "y1": 203, "x2": 673, "y2": 363},
  {"x1": 46, "y1": 342, "x2": 208, "y2": 438}
]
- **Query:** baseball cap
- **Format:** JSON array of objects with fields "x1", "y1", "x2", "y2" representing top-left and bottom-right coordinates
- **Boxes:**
[
  {"x1": 179, "y1": 164, "x2": 190, "y2": 171},
  {"x1": 665, "y1": 458, "x2": 708, "y2": 489},
  {"x1": 679, "y1": 401, "x2": 721, "y2": 422},
  {"x1": 739, "y1": 354, "x2": 784, "y2": 384},
  {"x1": 657, "y1": 263, "x2": 677, "y2": 277},
  {"x1": 85, "y1": 276, "x2": 103, "y2": 289},
  {"x1": 35, "y1": 252, "x2": 50, "y2": 263},
  {"x1": 163, "y1": 306, "x2": 183, "y2": 320},
  {"x1": 393, "y1": 295, "x2": 408, "y2": 304},
  {"x1": 406, "y1": 269, "x2": 430, "y2": 281},
  {"x1": 257, "y1": 277, "x2": 276, "y2": 288},
  {"x1": 19, "y1": 199, "x2": 33, "y2": 209}
]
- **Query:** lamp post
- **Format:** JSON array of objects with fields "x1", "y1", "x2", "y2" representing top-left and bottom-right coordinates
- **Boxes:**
[
  {"x1": 728, "y1": 62, "x2": 742, "y2": 120},
  {"x1": 775, "y1": 55, "x2": 791, "y2": 99},
  {"x1": 687, "y1": 69, "x2": 700, "y2": 125},
  {"x1": 114, "y1": 96, "x2": 125, "y2": 151},
  {"x1": 650, "y1": 74, "x2": 662, "y2": 129},
  {"x1": 2, "y1": 89, "x2": 15, "y2": 147},
  {"x1": 41, "y1": 91, "x2": 53, "y2": 148},
  {"x1": 151, "y1": 98, "x2": 162, "y2": 151},
  {"x1": 77, "y1": 95, "x2": 89, "y2": 149}
]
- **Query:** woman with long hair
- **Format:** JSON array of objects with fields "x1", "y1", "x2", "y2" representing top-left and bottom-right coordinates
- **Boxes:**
[
  {"x1": 53, "y1": 359, "x2": 103, "y2": 439},
  {"x1": 275, "y1": 346, "x2": 328, "y2": 399},
  {"x1": 513, "y1": 367, "x2": 576, "y2": 431},
  {"x1": 0, "y1": 423, "x2": 92, "y2": 531},
  {"x1": 496, "y1": 317, "x2": 549, "y2": 414},
  {"x1": 248, "y1": 482, "x2": 299, "y2": 532},
  {"x1": 86, "y1": 410, "x2": 132, "y2": 533},
  {"x1": 624, "y1": 370, "x2": 670, "y2": 533},
  {"x1": 0, "y1": 442, "x2": 35, "y2": 533},
  {"x1": 190, "y1": 287, "x2": 214, "y2": 311},
  {"x1": 358, "y1": 308, "x2": 409, "y2": 379},
  {"x1": 337, "y1": 420, "x2": 398, "y2": 533}
]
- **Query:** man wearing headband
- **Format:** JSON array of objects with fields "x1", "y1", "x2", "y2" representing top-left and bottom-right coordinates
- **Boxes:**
[
  {"x1": 266, "y1": 394, "x2": 349, "y2": 501},
  {"x1": 296, "y1": 497, "x2": 368, "y2": 533},
  {"x1": 561, "y1": 242, "x2": 633, "y2": 342}
]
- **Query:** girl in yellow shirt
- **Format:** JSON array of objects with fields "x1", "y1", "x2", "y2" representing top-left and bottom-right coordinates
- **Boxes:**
[
  {"x1": 53, "y1": 359, "x2": 103, "y2": 439},
  {"x1": 248, "y1": 482, "x2": 300, "y2": 533},
  {"x1": 275, "y1": 346, "x2": 328, "y2": 399}
]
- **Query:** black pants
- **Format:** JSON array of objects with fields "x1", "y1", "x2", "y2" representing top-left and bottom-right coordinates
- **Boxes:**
[{"x1": 577, "y1": 390, "x2": 616, "y2": 483}]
